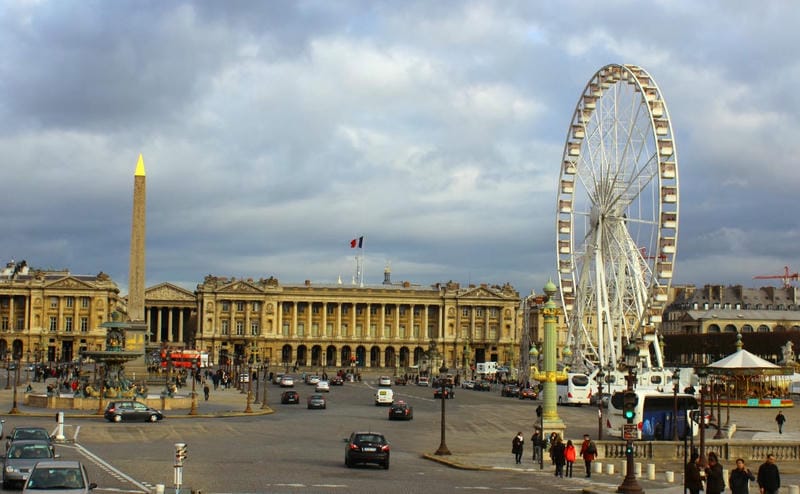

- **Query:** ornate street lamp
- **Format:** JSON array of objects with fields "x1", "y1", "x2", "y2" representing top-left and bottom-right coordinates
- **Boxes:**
[
  {"x1": 713, "y1": 373, "x2": 724, "y2": 439},
  {"x1": 618, "y1": 342, "x2": 643, "y2": 494},
  {"x1": 164, "y1": 355, "x2": 172, "y2": 396},
  {"x1": 597, "y1": 369, "x2": 605, "y2": 440},
  {"x1": 244, "y1": 363, "x2": 253, "y2": 413},
  {"x1": 5, "y1": 354, "x2": 11, "y2": 391},
  {"x1": 8, "y1": 361, "x2": 20, "y2": 414},
  {"x1": 672, "y1": 368, "x2": 681, "y2": 441},
  {"x1": 434, "y1": 363, "x2": 451, "y2": 455},
  {"x1": 261, "y1": 361, "x2": 272, "y2": 411},
  {"x1": 696, "y1": 366, "x2": 709, "y2": 465},
  {"x1": 189, "y1": 358, "x2": 198, "y2": 416}
]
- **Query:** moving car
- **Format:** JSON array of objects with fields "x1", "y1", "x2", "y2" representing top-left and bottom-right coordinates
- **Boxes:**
[
  {"x1": 279, "y1": 376, "x2": 295, "y2": 388},
  {"x1": 330, "y1": 376, "x2": 344, "y2": 386},
  {"x1": 374, "y1": 388, "x2": 394, "y2": 406},
  {"x1": 4, "y1": 428, "x2": 53, "y2": 453},
  {"x1": 104, "y1": 401, "x2": 164, "y2": 423},
  {"x1": 280, "y1": 390, "x2": 300, "y2": 404},
  {"x1": 388, "y1": 401, "x2": 413, "y2": 420},
  {"x1": 501, "y1": 384, "x2": 520, "y2": 397},
  {"x1": 307, "y1": 394, "x2": 327, "y2": 410},
  {"x1": 394, "y1": 376, "x2": 407, "y2": 385},
  {"x1": 315, "y1": 381, "x2": 330, "y2": 392},
  {"x1": 23, "y1": 460, "x2": 96, "y2": 494},
  {"x1": 344, "y1": 432, "x2": 390, "y2": 469},
  {"x1": 474, "y1": 380, "x2": 491, "y2": 391},
  {"x1": 433, "y1": 386, "x2": 454, "y2": 399},
  {"x1": 461, "y1": 380, "x2": 475, "y2": 389},
  {"x1": 378, "y1": 376, "x2": 392, "y2": 387},
  {"x1": 2, "y1": 440, "x2": 58, "y2": 489},
  {"x1": 519, "y1": 388, "x2": 538, "y2": 400},
  {"x1": 272, "y1": 373, "x2": 284, "y2": 385},
  {"x1": 305, "y1": 375, "x2": 321, "y2": 385},
  {"x1": 417, "y1": 377, "x2": 429, "y2": 386}
]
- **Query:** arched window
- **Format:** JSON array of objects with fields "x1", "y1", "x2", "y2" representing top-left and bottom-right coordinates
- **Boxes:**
[
  {"x1": 742, "y1": 325, "x2": 754, "y2": 333},
  {"x1": 757, "y1": 325, "x2": 770, "y2": 333},
  {"x1": 707, "y1": 324, "x2": 721, "y2": 333},
  {"x1": 724, "y1": 324, "x2": 738, "y2": 333}
]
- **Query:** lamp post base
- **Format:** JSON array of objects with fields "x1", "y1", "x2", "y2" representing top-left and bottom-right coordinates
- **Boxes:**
[
  {"x1": 617, "y1": 448, "x2": 644, "y2": 494},
  {"x1": 434, "y1": 443, "x2": 451, "y2": 456}
]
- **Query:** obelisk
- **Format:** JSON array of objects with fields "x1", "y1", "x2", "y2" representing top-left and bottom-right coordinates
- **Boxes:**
[{"x1": 128, "y1": 154, "x2": 146, "y2": 323}]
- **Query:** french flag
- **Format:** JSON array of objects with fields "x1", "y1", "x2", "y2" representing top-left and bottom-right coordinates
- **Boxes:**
[{"x1": 350, "y1": 236, "x2": 364, "y2": 248}]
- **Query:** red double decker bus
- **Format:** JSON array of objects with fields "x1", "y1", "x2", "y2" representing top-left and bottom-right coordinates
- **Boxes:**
[{"x1": 160, "y1": 349, "x2": 209, "y2": 369}]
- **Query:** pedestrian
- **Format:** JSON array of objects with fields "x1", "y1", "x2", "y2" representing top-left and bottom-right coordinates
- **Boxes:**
[
  {"x1": 511, "y1": 432, "x2": 524, "y2": 464},
  {"x1": 728, "y1": 458, "x2": 755, "y2": 494},
  {"x1": 685, "y1": 452, "x2": 704, "y2": 494},
  {"x1": 775, "y1": 411, "x2": 786, "y2": 434},
  {"x1": 530, "y1": 429, "x2": 542, "y2": 462},
  {"x1": 579, "y1": 433, "x2": 597, "y2": 478},
  {"x1": 551, "y1": 436, "x2": 566, "y2": 478},
  {"x1": 704, "y1": 451, "x2": 724, "y2": 494},
  {"x1": 564, "y1": 439, "x2": 576, "y2": 478},
  {"x1": 756, "y1": 453, "x2": 780, "y2": 494},
  {"x1": 203, "y1": 382, "x2": 210, "y2": 401}
]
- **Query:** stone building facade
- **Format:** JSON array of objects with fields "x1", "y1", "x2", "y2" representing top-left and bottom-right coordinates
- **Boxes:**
[
  {"x1": 0, "y1": 260, "x2": 121, "y2": 363},
  {"x1": 193, "y1": 274, "x2": 522, "y2": 372}
]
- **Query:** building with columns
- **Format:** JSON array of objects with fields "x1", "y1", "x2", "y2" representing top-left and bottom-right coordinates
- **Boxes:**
[
  {"x1": 143, "y1": 283, "x2": 198, "y2": 349},
  {"x1": 0, "y1": 260, "x2": 121, "y2": 363},
  {"x1": 194, "y1": 274, "x2": 522, "y2": 373}
]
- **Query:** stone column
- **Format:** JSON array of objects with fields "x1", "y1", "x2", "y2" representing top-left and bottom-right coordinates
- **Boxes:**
[
  {"x1": 542, "y1": 281, "x2": 566, "y2": 440},
  {"x1": 335, "y1": 303, "x2": 342, "y2": 338},
  {"x1": 157, "y1": 308, "x2": 163, "y2": 342},
  {"x1": 379, "y1": 304, "x2": 386, "y2": 340},
  {"x1": 178, "y1": 309, "x2": 184, "y2": 345},
  {"x1": 423, "y1": 305, "x2": 429, "y2": 340}
]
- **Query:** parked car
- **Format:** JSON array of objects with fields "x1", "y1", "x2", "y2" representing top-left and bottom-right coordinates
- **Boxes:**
[
  {"x1": 104, "y1": 401, "x2": 164, "y2": 423},
  {"x1": 279, "y1": 376, "x2": 295, "y2": 388},
  {"x1": 519, "y1": 388, "x2": 538, "y2": 400},
  {"x1": 394, "y1": 376, "x2": 407, "y2": 386},
  {"x1": 378, "y1": 376, "x2": 392, "y2": 387},
  {"x1": 307, "y1": 394, "x2": 327, "y2": 410},
  {"x1": 388, "y1": 401, "x2": 413, "y2": 420},
  {"x1": 315, "y1": 381, "x2": 330, "y2": 392},
  {"x1": 280, "y1": 390, "x2": 300, "y2": 404},
  {"x1": 23, "y1": 460, "x2": 96, "y2": 494},
  {"x1": 4, "y1": 427, "x2": 53, "y2": 453},
  {"x1": 344, "y1": 432, "x2": 390, "y2": 469},
  {"x1": 417, "y1": 377, "x2": 429, "y2": 387},
  {"x1": 2, "y1": 440, "x2": 58, "y2": 489},
  {"x1": 330, "y1": 376, "x2": 344, "y2": 386},
  {"x1": 433, "y1": 386, "x2": 454, "y2": 399}
]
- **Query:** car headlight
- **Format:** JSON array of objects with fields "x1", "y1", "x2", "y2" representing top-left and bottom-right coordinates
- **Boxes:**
[{"x1": 6, "y1": 465, "x2": 17, "y2": 473}]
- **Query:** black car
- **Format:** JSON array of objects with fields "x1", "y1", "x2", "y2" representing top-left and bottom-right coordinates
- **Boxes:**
[
  {"x1": 4, "y1": 427, "x2": 54, "y2": 453},
  {"x1": 104, "y1": 401, "x2": 164, "y2": 422},
  {"x1": 281, "y1": 390, "x2": 300, "y2": 404},
  {"x1": 501, "y1": 384, "x2": 520, "y2": 397},
  {"x1": 433, "y1": 386, "x2": 454, "y2": 399},
  {"x1": 344, "y1": 432, "x2": 390, "y2": 469},
  {"x1": 330, "y1": 376, "x2": 344, "y2": 386},
  {"x1": 388, "y1": 401, "x2": 413, "y2": 420},
  {"x1": 474, "y1": 380, "x2": 492, "y2": 391}
]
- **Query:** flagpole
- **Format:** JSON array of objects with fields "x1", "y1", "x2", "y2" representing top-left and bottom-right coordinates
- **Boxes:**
[{"x1": 360, "y1": 238, "x2": 365, "y2": 287}]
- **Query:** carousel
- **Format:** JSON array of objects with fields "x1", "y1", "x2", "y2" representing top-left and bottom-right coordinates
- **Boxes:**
[{"x1": 705, "y1": 335, "x2": 794, "y2": 408}]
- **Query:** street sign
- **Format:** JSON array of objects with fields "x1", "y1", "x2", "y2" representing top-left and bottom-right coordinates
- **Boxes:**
[{"x1": 622, "y1": 424, "x2": 638, "y2": 440}]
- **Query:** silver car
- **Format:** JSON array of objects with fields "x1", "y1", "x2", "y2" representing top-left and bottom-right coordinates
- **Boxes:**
[
  {"x1": 23, "y1": 460, "x2": 96, "y2": 494},
  {"x1": 2, "y1": 440, "x2": 57, "y2": 489}
]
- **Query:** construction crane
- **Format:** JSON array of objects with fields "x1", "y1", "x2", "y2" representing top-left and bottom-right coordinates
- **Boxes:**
[{"x1": 753, "y1": 266, "x2": 800, "y2": 288}]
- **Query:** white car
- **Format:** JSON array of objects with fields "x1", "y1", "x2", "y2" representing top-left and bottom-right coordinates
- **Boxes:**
[
  {"x1": 378, "y1": 376, "x2": 392, "y2": 387},
  {"x1": 280, "y1": 376, "x2": 295, "y2": 387},
  {"x1": 306, "y1": 375, "x2": 321, "y2": 385},
  {"x1": 315, "y1": 380, "x2": 330, "y2": 392},
  {"x1": 417, "y1": 377, "x2": 429, "y2": 386},
  {"x1": 375, "y1": 388, "x2": 394, "y2": 406}
]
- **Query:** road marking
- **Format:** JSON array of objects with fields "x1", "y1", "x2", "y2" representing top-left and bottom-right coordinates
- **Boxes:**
[{"x1": 68, "y1": 443, "x2": 151, "y2": 493}]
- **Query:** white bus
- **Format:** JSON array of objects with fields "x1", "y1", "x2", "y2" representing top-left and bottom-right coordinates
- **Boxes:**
[
  {"x1": 556, "y1": 372, "x2": 592, "y2": 406},
  {"x1": 605, "y1": 390, "x2": 700, "y2": 440}
]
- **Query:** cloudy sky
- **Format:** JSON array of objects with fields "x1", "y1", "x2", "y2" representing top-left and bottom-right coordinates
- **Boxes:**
[{"x1": 2, "y1": 1, "x2": 798, "y2": 298}]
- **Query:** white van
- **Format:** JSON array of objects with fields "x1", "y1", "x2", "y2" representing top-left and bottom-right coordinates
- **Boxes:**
[{"x1": 374, "y1": 388, "x2": 394, "y2": 406}]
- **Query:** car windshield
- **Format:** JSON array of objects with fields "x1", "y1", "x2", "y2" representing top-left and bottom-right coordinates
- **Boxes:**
[
  {"x1": 14, "y1": 430, "x2": 49, "y2": 441},
  {"x1": 26, "y1": 467, "x2": 84, "y2": 490},
  {"x1": 8, "y1": 444, "x2": 52, "y2": 459},
  {"x1": 355, "y1": 434, "x2": 384, "y2": 444}
]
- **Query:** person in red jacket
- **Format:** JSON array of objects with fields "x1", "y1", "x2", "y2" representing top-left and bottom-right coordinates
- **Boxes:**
[
  {"x1": 579, "y1": 434, "x2": 597, "y2": 478},
  {"x1": 564, "y1": 439, "x2": 577, "y2": 477}
]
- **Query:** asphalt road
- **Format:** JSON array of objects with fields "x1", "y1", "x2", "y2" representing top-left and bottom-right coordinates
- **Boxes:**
[{"x1": 0, "y1": 380, "x2": 608, "y2": 493}]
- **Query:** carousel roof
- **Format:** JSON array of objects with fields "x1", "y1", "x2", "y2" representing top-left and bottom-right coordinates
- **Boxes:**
[{"x1": 708, "y1": 349, "x2": 779, "y2": 369}]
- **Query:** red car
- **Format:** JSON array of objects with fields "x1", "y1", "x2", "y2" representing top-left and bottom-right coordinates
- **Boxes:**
[
  {"x1": 433, "y1": 386, "x2": 454, "y2": 399},
  {"x1": 519, "y1": 388, "x2": 538, "y2": 400}
]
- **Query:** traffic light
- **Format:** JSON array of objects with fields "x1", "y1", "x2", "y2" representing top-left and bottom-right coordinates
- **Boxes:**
[
  {"x1": 622, "y1": 391, "x2": 637, "y2": 423},
  {"x1": 175, "y1": 443, "x2": 188, "y2": 463},
  {"x1": 625, "y1": 443, "x2": 634, "y2": 456}
]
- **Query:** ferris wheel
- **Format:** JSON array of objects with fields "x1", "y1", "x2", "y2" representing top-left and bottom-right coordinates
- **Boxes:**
[{"x1": 555, "y1": 64, "x2": 679, "y2": 372}]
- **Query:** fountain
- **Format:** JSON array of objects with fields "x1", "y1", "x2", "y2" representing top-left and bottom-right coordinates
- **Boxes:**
[{"x1": 81, "y1": 324, "x2": 146, "y2": 400}]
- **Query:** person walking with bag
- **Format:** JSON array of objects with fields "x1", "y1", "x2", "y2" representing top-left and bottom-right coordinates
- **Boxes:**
[
  {"x1": 511, "y1": 432, "x2": 524, "y2": 464},
  {"x1": 579, "y1": 434, "x2": 597, "y2": 478},
  {"x1": 728, "y1": 458, "x2": 755, "y2": 494}
]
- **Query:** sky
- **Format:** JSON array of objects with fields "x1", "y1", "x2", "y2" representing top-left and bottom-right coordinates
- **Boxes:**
[{"x1": 2, "y1": 0, "x2": 799, "y2": 298}]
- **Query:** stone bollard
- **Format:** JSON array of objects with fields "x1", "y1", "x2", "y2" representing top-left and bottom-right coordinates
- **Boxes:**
[
  {"x1": 154, "y1": 485, "x2": 165, "y2": 494},
  {"x1": 634, "y1": 462, "x2": 642, "y2": 476},
  {"x1": 646, "y1": 463, "x2": 656, "y2": 480},
  {"x1": 620, "y1": 460, "x2": 627, "y2": 475},
  {"x1": 665, "y1": 471, "x2": 675, "y2": 483},
  {"x1": 787, "y1": 485, "x2": 799, "y2": 494},
  {"x1": 605, "y1": 463, "x2": 615, "y2": 475},
  {"x1": 593, "y1": 461, "x2": 603, "y2": 474}
]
